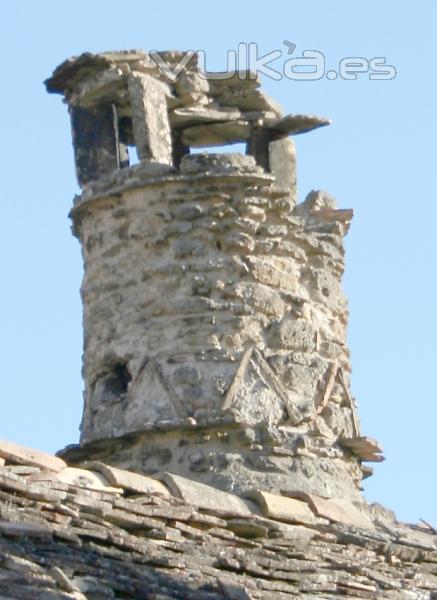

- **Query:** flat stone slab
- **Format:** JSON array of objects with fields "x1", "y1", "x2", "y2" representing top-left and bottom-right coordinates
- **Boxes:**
[
  {"x1": 339, "y1": 436, "x2": 385, "y2": 462},
  {"x1": 170, "y1": 106, "x2": 241, "y2": 128},
  {"x1": 396, "y1": 527, "x2": 437, "y2": 551},
  {"x1": 333, "y1": 498, "x2": 376, "y2": 530},
  {"x1": 160, "y1": 473, "x2": 252, "y2": 517},
  {"x1": 247, "y1": 490, "x2": 318, "y2": 525},
  {"x1": 29, "y1": 466, "x2": 120, "y2": 493},
  {"x1": 180, "y1": 120, "x2": 252, "y2": 146},
  {"x1": 0, "y1": 519, "x2": 52, "y2": 539},
  {"x1": 268, "y1": 113, "x2": 331, "y2": 135},
  {"x1": 283, "y1": 491, "x2": 374, "y2": 529},
  {"x1": 82, "y1": 461, "x2": 170, "y2": 497},
  {"x1": 0, "y1": 439, "x2": 66, "y2": 472}
]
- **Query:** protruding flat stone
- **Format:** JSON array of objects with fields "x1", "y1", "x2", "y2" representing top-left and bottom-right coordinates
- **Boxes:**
[
  {"x1": 268, "y1": 113, "x2": 331, "y2": 136},
  {"x1": 282, "y1": 490, "x2": 374, "y2": 529},
  {"x1": 82, "y1": 461, "x2": 170, "y2": 497},
  {"x1": 339, "y1": 436, "x2": 385, "y2": 462},
  {"x1": 247, "y1": 490, "x2": 318, "y2": 525},
  {"x1": 310, "y1": 207, "x2": 354, "y2": 224},
  {"x1": 159, "y1": 473, "x2": 252, "y2": 517},
  {"x1": 0, "y1": 439, "x2": 66, "y2": 472}
]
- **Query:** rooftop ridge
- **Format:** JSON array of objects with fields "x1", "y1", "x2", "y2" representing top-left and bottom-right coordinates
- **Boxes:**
[{"x1": 0, "y1": 437, "x2": 436, "y2": 598}]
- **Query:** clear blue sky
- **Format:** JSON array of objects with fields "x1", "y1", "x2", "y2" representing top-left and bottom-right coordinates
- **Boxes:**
[{"x1": 1, "y1": 1, "x2": 435, "y2": 525}]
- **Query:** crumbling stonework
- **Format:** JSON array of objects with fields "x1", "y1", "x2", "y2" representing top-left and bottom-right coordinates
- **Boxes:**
[{"x1": 46, "y1": 50, "x2": 383, "y2": 503}]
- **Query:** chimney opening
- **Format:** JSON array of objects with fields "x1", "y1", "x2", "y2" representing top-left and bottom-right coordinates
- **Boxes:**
[{"x1": 189, "y1": 142, "x2": 247, "y2": 156}]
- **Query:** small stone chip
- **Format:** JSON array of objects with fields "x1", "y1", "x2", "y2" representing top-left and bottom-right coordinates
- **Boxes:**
[{"x1": 50, "y1": 566, "x2": 78, "y2": 593}]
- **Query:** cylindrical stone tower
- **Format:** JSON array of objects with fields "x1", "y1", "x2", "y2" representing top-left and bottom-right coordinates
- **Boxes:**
[{"x1": 46, "y1": 50, "x2": 383, "y2": 502}]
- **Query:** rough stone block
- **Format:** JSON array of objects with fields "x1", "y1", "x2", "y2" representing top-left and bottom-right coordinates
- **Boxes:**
[
  {"x1": 268, "y1": 136, "x2": 296, "y2": 202},
  {"x1": 268, "y1": 316, "x2": 316, "y2": 352},
  {"x1": 128, "y1": 73, "x2": 172, "y2": 164}
]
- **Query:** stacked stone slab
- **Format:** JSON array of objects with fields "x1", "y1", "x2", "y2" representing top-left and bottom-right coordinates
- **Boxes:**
[{"x1": 46, "y1": 50, "x2": 383, "y2": 503}]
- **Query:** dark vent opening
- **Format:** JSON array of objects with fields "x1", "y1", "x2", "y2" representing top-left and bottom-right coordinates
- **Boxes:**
[
  {"x1": 94, "y1": 362, "x2": 132, "y2": 404},
  {"x1": 111, "y1": 362, "x2": 132, "y2": 394}
]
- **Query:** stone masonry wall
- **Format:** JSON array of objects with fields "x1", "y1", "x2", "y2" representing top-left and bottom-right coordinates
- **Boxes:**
[{"x1": 70, "y1": 153, "x2": 362, "y2": 500}]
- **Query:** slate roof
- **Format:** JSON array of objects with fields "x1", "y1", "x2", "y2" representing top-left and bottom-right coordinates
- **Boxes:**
[{"x1": 0, "y1": 439, "x2": 436, "y2": 600}]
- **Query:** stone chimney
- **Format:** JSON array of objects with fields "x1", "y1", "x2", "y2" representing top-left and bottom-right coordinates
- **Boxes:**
[{"x1": 46, "y1": 50, "x2": 383, "y2": 502}]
